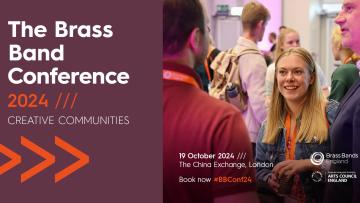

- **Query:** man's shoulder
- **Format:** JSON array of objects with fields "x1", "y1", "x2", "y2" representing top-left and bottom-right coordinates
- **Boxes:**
[
  {"x1": 332, "y1": 64, "x2": 359, "y2": 85},
  {"x1": 337, "y1": 82, "x2": 360, "y2": 119},
  {"x1": 236, "y1": 36, "x2": 258, "y2": 48},
  {"x1": 233, "y1": 43, "x2": 263, "y2": 60},
  {"x1": 237, "y1": 52, "x2": 267, "y2": 74},
  {"x1": 348, "y1": 85, "x2": 360, "y2": 105},
  {"x1": 334, "y1": 64, "x2": 359, "y2": 77},
  {"x1": 234, "y1": 44, "x2": 261, "y2": 55}
]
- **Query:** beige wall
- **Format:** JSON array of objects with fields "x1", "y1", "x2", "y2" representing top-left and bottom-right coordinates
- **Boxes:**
[{"x1": 283, "y1": 0, "x2": 321, "y2": 61}]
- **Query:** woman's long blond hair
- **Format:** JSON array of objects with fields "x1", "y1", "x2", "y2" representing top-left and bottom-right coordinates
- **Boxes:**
[{"x1": 263, "y1": 47, "x2": 328, "y2": 144}]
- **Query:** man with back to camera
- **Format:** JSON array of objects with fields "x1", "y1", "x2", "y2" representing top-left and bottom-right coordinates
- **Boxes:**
[
  {"x1": 325, "y1": 0, "x2": 360, "y2": 202},
  {"x1": 163, "y1": 0, "x2": 259, "y2": 202},
  {"x1": 233, "y1": 1, "x2": 269, "y2": 154}
]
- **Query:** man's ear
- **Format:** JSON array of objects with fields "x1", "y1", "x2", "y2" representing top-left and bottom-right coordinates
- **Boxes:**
[
  {"x1": 257, "y1": 20, "x2": 264, "y2": 29},
  {"x1": 254, "y1": 20, "x2": 264, "y2": 38},
  {"x1": 188, "y1": 27, "x2": 202, "y2": 52}
]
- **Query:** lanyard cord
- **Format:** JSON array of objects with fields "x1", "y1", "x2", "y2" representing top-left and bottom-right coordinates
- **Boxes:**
[
  {"x1": 285, "y1": 113, "x2": 297, "y2": 160},
  {"x1": 163, "y1": 69, "x2": 200, "y2": 89}
]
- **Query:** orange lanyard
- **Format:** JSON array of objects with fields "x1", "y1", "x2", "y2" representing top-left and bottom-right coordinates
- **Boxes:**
[
  {"x1": 284, "y1": 110, "x2": 329, "y2": 160},
  {"x1": 285, "y1": 113, "x2": 297, "y2": 160},
  {"x1": 163, "y1": 69, "x2": 200, "y2": 89},
  {"x1": 203, "y1": 58, "x2": 211, "y2": 81}
]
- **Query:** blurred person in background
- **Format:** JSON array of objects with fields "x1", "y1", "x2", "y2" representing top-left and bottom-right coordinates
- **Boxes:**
[
  {"x1": 268, "y1": 32, "x2": 277, "y2": 61},
  {"x1": 232, "y1": 1, "x2": 270, "y2": 154},
  {"x1": 329, "y1": 25, "x2": 360, "y2": 102}
]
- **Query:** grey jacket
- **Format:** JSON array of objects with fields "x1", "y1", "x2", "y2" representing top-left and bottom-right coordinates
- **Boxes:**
[{"x1": 255, "y1": 100, "x2": 339, "y2": 203}]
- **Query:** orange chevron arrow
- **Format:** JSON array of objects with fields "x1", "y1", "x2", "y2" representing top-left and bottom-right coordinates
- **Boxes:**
[
  {"x1": 21, "y1": 136, "x2": 55, "y2": 183},
  {"x1": 0, "y1": 144, "x2": 21, "y2": 175},
  {"x1": 55, "y1": 136, "x2": 89, "y2": 183}
]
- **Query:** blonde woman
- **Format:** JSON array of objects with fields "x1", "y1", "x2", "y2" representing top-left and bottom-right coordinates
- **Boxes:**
[
  {"x1": 256, "y1": 47, "x2": 338, "y2": 203},
  {"x1": 265, "y1": 28, "x2": 329, "y2": 107},
  {"x1": 329, "y1": 25, "x2": 360, "y2": 102}
]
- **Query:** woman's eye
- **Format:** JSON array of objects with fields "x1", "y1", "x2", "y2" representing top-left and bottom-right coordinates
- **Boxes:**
[
  {"x1": 278, "y1": 70, "x2": 286, "y2": 75},
  {"x1": 295, "y1": 70, "x2": 302, "y2": 75}
]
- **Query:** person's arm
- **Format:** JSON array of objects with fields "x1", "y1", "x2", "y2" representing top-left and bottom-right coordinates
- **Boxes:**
[{"x1": 329, "y1": 79, "x2": 347, "y2": 102}]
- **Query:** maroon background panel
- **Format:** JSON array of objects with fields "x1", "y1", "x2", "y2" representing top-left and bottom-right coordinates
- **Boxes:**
[{"x1": 0, "y1": 0, "x2": 162, "y2": 202}]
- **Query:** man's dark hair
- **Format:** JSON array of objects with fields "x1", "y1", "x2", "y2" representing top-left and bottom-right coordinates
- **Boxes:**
[{"x1": 163, "y1": 0, "x2": 205, "y2": 55}]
